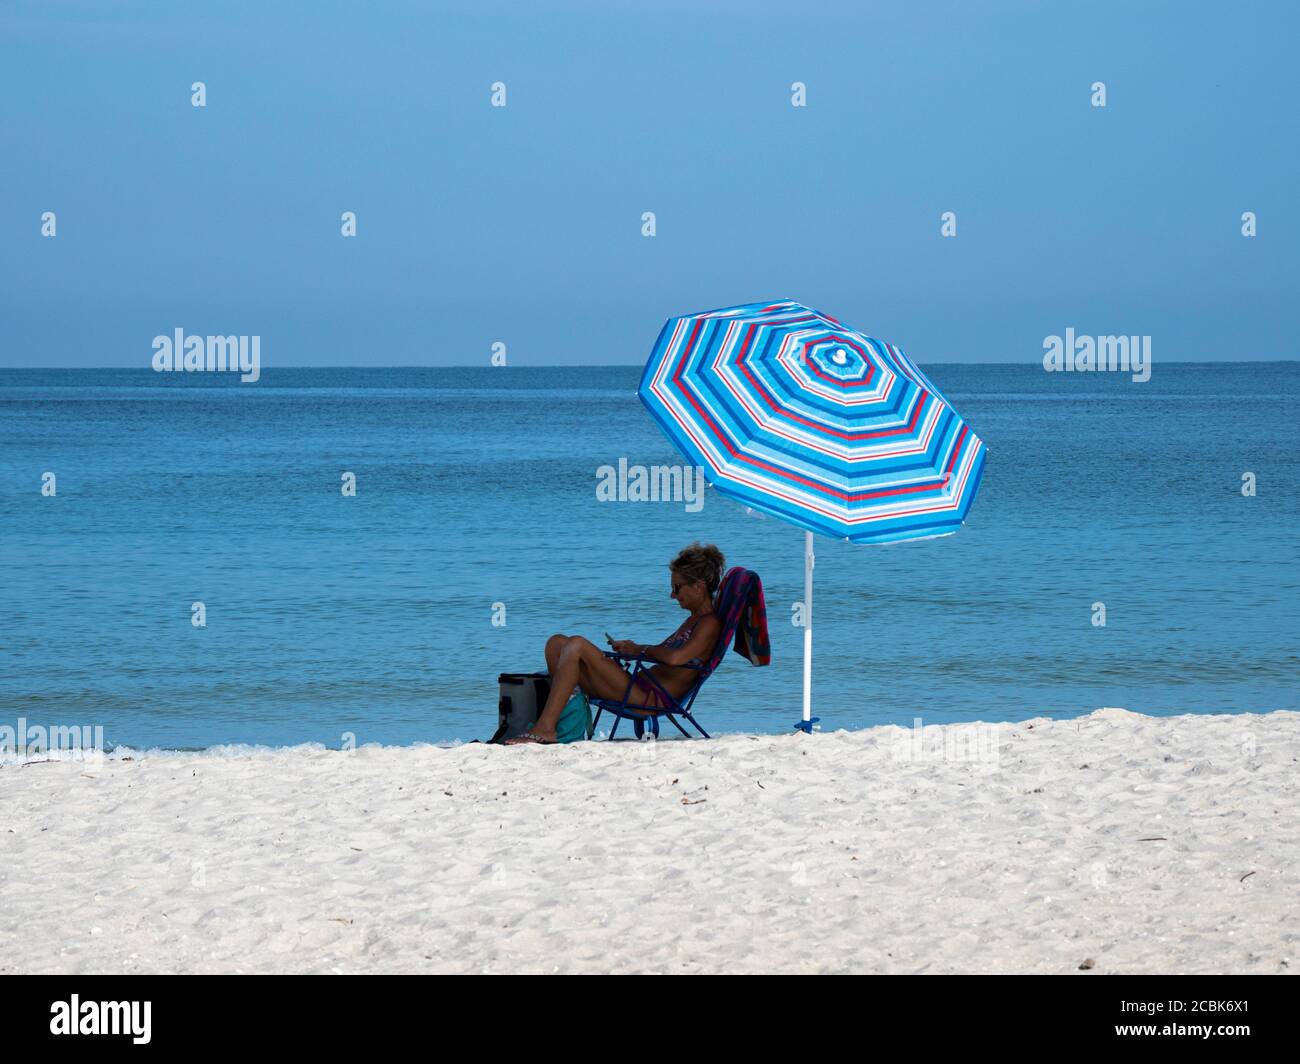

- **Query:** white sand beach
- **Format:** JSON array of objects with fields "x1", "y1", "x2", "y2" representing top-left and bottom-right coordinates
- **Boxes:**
[{"x1": 2, "y1": 708, "x2": 1296, "y2": 975}]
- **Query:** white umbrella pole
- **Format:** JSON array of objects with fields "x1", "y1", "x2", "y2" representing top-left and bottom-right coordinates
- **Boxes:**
[{"x1": 800, "y1": 530, "x2": 817, "y2": 733}]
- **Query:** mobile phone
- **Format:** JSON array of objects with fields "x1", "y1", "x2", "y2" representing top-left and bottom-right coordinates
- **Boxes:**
[{"x1": 604, "y1": 632, "x2": 615, "y2": 645}]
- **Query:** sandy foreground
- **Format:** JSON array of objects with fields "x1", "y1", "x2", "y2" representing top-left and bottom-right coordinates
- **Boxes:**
[{"x1": 1, "y1": 707, "x2": 1296, "y2": 975}]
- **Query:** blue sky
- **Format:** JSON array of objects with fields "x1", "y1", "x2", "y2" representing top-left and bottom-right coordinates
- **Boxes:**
[{"x1": 2, "y1": 0, "x2": 1296, "y2": 366}]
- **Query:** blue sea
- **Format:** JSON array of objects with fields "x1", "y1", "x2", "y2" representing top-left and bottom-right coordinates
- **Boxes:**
[{"x1": 1, "y1": 364, "x2": 1296, "y2": 752}]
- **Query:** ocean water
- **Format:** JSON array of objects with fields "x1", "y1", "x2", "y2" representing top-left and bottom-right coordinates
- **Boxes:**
[{"x1": 1, "y1": 364, "x2": 1296, "y2": 752}]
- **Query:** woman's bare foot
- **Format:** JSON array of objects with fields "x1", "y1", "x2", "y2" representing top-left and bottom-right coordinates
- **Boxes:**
[{"x1": 503, "y1": 729, "x2": 556, "y2": 746}]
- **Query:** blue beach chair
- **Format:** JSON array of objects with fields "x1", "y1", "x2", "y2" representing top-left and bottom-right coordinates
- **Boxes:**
[{"x1": 591, "y1": 566, "x2": 768, "y2": 740}]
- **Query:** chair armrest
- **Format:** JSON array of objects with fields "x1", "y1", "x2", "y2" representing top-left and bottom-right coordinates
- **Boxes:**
[
  {"x1": 602, "y1": 650, "x2": 707, "y2": 670},
  {"x1": 602, "y1": 650, "x2": 656, "y2": 664}
]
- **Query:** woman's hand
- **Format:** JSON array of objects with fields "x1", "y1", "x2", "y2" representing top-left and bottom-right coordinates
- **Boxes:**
[{"x1": 609, "y1": 639, "x2": 641, "y2": 656}]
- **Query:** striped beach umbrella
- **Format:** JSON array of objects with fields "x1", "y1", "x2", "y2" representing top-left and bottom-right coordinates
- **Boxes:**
[{"x1": 638, "y1": 298, "x2": 987, "y2": 731}]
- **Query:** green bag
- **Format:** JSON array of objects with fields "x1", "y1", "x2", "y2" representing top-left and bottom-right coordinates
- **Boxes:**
[{"x1": 555, "y1": 687, "x2": 593, "y2": 744}]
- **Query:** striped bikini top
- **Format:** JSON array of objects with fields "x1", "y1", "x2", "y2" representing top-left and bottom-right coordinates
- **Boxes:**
[{"x1": 660, "y1": 613, "x2": 714, "y2": 668}]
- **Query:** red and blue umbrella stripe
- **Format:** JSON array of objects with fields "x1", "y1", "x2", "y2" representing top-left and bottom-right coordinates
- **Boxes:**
[{"x1": 638, "y1": 299, "x2": 987, "y2": 544}]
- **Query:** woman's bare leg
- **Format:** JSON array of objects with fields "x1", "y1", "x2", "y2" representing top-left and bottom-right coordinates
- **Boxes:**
[
  {"x1": 524, "y1": 636, "x2": 638, "y2": 741},
  {"x1": 544, "y1": 633, "x2": 568, "y2": 674}
]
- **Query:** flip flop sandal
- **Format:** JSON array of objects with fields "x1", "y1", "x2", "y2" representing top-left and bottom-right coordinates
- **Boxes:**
[{"x1": 504, "y1": 732, "x2": 556, "y2": 746}]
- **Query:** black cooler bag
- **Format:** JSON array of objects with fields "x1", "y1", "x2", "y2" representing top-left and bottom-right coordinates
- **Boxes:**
[{"x1": 489, "y1": 672, "x2": 551, "y2": 744}]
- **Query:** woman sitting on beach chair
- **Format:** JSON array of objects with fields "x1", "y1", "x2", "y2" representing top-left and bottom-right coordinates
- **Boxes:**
[{"x1": 504, "y1": 543, "x2": 725, "y2": 746}]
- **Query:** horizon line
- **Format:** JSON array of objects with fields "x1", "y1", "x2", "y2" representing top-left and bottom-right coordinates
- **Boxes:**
[{"x1": 2, "y1": 359, "x2": 1297, "y2": 370}]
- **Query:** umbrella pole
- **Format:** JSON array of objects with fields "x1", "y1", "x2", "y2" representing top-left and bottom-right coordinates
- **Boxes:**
[{"x1": 797, "y1": 530, "x2": 820, "y2": 733}]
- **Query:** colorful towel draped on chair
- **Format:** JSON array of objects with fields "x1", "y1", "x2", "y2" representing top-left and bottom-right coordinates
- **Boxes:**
[{"x1": 715, "y1": 566, "x2": 770, "y2": 668}]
